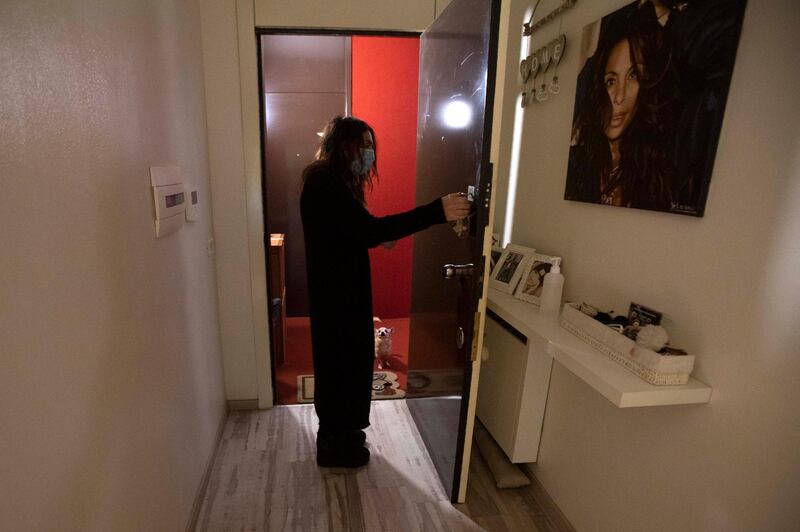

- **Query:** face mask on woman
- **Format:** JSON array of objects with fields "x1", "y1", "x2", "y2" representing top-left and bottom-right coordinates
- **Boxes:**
[{"x1": 350, "y1": 148, "x2": 375, "y2": 176}]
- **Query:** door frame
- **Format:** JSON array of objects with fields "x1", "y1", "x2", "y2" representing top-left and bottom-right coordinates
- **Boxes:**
[
  {"x1": 234, "y1": 0, "x2": 436, "y2": 409},
  {"x1": 254, "y1": 27, "x2": 421, "y2": 404}
]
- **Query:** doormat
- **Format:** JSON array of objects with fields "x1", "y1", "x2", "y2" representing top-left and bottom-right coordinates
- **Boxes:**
[
  {"x1": 406, "y1": 369, "x2": 463, "y2": 397},
  {"x1": 297, "y1": 371, "x2": 406, "y2": 404}
]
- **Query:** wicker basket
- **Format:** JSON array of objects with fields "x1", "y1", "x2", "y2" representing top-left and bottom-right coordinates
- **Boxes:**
[{"x1": 560, "y1": 303, "x2": 695, "y2": 385}]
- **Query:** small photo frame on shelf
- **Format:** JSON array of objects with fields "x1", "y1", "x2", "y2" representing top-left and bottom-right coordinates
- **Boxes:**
[
  {"x1": 624, "y1": 302, "x2": 663, "y2": 339},
  {"x1": 515, "y1": 254, "x2": 561, "y2": 305},
  {"x1": 490, "y1": 244, "x2": 535, "y2": 294},
  {"x1": 489, "y1": 233, "x2": 502, "y2": 274}
]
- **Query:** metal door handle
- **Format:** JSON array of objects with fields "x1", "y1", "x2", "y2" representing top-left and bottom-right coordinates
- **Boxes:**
[{"x1": 443, "y1": 263, "x2": 475, "y2": 279}]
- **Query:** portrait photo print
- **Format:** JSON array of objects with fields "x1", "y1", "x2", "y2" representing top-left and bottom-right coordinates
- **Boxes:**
[
  {"x1": 495, "y1": 252, "x2": 523, "y2": 283},
  {"x1": 490, "y1": 244, "x2": 535, "y2": 294},
  {"x1": 514, "y1": 254, "x2": 560, "y2": 305},
  {"x1": 564, "y1": 0, "x2": 747, "y2": 216}
]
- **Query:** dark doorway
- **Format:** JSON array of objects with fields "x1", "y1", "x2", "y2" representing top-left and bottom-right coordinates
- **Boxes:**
[{"x1": 258, "y1": 32, "x2": 421, "y2": 406}]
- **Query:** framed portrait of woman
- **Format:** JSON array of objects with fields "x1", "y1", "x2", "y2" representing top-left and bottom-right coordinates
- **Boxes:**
[
  {"x1": 514, "y1": 254, "x2": 560, "y2": 305},
  {"x1": 564, "y1": 0, "x2": 747, "y2": 216},
  {"x1": 489, "y1": 244, "x2": 535, "y2": 294}
]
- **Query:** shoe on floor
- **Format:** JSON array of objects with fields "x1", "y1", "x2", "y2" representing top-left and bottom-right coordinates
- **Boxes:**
[
  {"x1": 317, "y1": 428, "x2": 366, "y2": 447},
  {"x1": 344, "y1": 429, "x2": 367, "y2": 446},
  {"x1": 316, "y1": 431, "x2": 370, "y2": 468}
]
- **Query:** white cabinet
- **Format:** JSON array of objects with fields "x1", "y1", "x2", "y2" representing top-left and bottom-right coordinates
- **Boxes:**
[{"x1": 477, "y1": 310, "x2": 553, "y2": 463}]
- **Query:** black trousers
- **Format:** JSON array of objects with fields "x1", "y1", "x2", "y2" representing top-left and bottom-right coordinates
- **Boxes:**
[{"x1": 309, "y1": 310, "x2": 374, "y2": 432}]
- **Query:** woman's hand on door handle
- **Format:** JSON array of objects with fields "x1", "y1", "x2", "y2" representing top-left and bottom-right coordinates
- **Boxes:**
[{"x1": 442, "y1": 192, "x2": 471, "y2": 222}]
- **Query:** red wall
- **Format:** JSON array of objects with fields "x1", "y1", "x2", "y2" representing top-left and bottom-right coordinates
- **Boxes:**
[{"x1": 352, "y1": 36, "x2": 420, "y2": 318}]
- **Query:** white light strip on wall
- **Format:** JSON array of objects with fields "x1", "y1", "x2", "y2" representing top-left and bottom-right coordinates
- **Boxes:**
[
  {"x1": 502, "y1": 14, "x2": 532, "y2": 248},
  {"x1": 503, "y1": 92, "x2": 525, "y2": 247}
]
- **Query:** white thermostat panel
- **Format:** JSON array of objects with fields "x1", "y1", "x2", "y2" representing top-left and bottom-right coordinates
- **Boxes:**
[
  {"x1": 150, "y1": 165, "x2": 185, "y2": 238},
  {"x1": 185, "y1": 185, "x2": 199, "y2": 222}
]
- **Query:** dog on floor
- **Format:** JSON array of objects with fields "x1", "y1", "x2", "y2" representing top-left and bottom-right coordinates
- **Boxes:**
[{"x1": 373, "y1": 317, "x2": 394, "y2": 370}]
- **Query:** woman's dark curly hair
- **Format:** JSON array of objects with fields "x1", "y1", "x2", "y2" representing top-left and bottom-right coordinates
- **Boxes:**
[
  {"x1": 302, "y1": 116, "x2": 378, "y2": 204},
  {"x1": 566, "y1": 6, "x2": 678, "y2": 210}
]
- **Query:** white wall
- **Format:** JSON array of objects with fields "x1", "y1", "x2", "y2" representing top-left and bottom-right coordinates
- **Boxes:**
[
  {"x1": 492, "y1": 0, "x2": 800, "y2": 530},
  {"x1": 0, "y1": 1, "x2": 226, "y2": 530}
]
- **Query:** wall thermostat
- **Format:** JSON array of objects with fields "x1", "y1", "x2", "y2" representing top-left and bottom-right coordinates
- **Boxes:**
[
  {"x1": 150, "y1": 165, "x2": 185, "y2": 238},
  {"x1": 185, "y1": 185, "x2": 199, "y2": 222}
]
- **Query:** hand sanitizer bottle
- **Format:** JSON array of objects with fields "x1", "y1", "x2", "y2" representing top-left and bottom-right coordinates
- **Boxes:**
[{"x1": 540, "y1": 258, "x2": 564, "y2": 317}]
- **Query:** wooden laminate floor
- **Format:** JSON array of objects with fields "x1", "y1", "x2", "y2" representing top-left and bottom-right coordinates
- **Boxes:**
[{"x1": 196, "y1": 400, "x2": 551, "y2": 532}]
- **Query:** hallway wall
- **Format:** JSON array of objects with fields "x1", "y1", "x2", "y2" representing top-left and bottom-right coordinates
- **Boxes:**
[
  {"x1": 490, "y1": 1, "x2": 800, "y2": 530},
  {"x1": 0, "y1": 1, "x2": 226, "y2": 530}
]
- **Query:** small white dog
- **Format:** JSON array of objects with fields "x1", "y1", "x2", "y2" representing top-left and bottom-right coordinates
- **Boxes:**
[{"x1": 373, "y1": 317, "x2": 394, "y2": 369}]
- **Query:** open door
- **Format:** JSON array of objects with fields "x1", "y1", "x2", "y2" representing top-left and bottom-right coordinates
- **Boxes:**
[{"x1": 406, "y1": 0, "x2": 501, "y2": 503}]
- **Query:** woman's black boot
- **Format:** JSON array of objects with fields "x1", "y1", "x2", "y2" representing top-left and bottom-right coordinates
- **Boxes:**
[
  {"x1": 316, "y1": 430, "x2": 370, "y2": 468},
  {"x1": 344, "y1": 429, "x2": 367, "y2": 446}
]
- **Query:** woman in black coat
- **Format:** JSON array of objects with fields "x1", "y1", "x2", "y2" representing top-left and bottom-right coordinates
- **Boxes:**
[{"x1": 300, "y1": 116, "x2": 470, "y2": 468}]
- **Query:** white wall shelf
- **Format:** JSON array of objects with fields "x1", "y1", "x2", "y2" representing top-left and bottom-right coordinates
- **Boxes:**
[{"x1": 487, "y1": 288, "x2": 712, "y2": 408}]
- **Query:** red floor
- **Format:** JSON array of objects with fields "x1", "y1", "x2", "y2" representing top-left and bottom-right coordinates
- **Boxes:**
[{"x1": 275, "y1": 317, "x2": 410, "y2": 405}]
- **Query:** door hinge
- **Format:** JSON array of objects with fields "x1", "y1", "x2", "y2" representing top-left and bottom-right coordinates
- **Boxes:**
[{"x1": 470, "y1": 309, "x2": 482, "y2": 361}]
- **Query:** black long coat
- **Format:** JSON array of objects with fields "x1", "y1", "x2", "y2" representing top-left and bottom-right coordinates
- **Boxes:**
[{"x1": 300, "y1": 165, "x2": 445, "y2": 432}]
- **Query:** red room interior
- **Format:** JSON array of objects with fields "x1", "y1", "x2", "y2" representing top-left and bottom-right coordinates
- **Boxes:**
[{"x1": 354, "y1": 35, "x2": 420, "y2": 319}]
